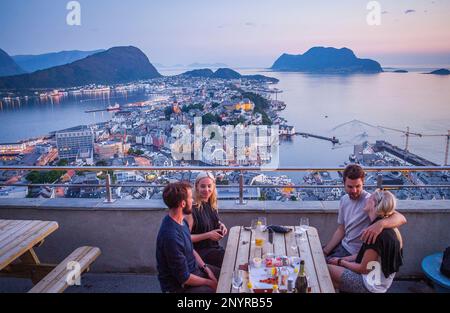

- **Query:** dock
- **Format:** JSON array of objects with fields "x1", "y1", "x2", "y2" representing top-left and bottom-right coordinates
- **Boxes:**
[
  {"x1": 296, "y1": 132, "x2": 340, "y2": 144},
  {"x1": 373, "y1": 140, "x2": 438, "y2": 166}
]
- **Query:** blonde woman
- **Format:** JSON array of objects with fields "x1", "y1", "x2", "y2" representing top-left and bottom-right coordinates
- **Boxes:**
[
  {"x1": 327, "y1": 189, "x2": 404, "y2": 293},
  {"x1": 185, "y1": 172, "x2": 227, "y2": 268}
]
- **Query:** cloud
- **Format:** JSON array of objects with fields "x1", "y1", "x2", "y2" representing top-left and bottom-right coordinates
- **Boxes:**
[
  {"x1": 404, "y1": 9, "x2": 416, "y2": 14},
  {"x1": 382, "y1": 11, "x2": 389, "y2": 14}
]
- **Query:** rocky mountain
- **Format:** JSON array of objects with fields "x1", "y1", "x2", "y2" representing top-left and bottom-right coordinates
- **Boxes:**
[
  {"x1": 271, "y1": 47, "x2": 383, "y2": 73},
  {"x1": 0, "y1": 49, "x2": 26, "y2": 77},
  {"x1": 0, "y1": 46, "x2": 161, "y2": 89},
  {"x1": 12, "y1": 49, "x2": 105, "y2": 73}
]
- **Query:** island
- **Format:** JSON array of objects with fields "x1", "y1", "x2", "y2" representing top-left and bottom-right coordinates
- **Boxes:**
[
  {"x1": 426, "y1": 69, "x2": 450, "y2": 75},
  {"x1": 271, "y1": 47, "x2": 383, "y2": 74},
  {"x1": 180, "y1": 67, "x2": 279, "y2": 83}
]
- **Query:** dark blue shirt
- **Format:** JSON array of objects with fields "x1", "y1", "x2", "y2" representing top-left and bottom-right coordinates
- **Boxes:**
[{"x1": 156, "y1": 215, "x2": 197, "y2": 292}]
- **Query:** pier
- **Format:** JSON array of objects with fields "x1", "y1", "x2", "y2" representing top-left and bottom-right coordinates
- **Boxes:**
[
  {"x1": 296, "y1": 132, "x2": 340, "y2": 144},
  {"x1": 373, "y1": 140, "x2": 438, "y2": 166}
]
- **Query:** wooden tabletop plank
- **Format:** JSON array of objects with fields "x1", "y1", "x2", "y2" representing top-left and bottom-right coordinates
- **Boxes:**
[
  {"x1": 217, "y1": 226, "x2": 241, "y2": 293},
  {"x1": 0, "y1": 221, "x2": 59, "y2": 270},
  {"x1": 272, "y1": 231, "x2": 287, "y2": 257},
  {"x1": 307, "y1": 227, "x2": 335, "y2": 293},
  {"x1": 0, "y1": 220, "x2": 21, "y2": 229},
  {"x1": 285, "y1": 227, "x2": 300, "y2": 258},
  {"x1": 295, "y1": 226, "x2": 321, "y2": 293},
  {"x1": 0, "y1": 220, "x2": 37, "y2": 243},
  {"x1": 259, "y1": 227, "x2": 273, "y2": 259},
  {"x1": 0, "y1": 221, "x2": 41, "y2": 248},
  {"x1": 232, "y1": 227, "x2": 251, "y2": 293}
]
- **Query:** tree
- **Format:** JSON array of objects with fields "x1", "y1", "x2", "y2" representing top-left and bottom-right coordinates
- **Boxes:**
[
  {"x1": 26, "y1": 170, "x2": 66, "y2": 184},
  {"x1": 56, "y1": 159, "x2": 68, "y2": 166},
  {"x1": 164, "y1": 106, "x2": 173, "y2": 120},
  {"x1": 96, "y1": 160, "x2": 108, "y2": 166},
  {"x1": 241, "y1": 91, "x2": 272, "y2": 125},
  {"x1": 203, "y1": 113, "x2": 221, "y2": 125}
]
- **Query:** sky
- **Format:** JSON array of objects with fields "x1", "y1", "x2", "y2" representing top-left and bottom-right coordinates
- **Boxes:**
[{"x1": 1, "y1": 0, "x2": 449, "y2": 67}]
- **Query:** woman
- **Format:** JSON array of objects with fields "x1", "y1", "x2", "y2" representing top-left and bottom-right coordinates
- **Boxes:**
[
  {"x1": 327, "y1": 189, "x2": 403, "y2": 293},
  {"x1": 185, "y1": 171, "x2": 227, "y2": 268}
]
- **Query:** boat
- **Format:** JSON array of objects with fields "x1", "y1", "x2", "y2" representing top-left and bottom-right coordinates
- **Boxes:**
[{"x1": 107, "y1": 104, "x2": 120, "y2": 111}]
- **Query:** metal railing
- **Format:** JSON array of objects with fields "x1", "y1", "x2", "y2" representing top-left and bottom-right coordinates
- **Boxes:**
[{"x1": 0, "y1": 165, "x2": 449, "y2": 204}]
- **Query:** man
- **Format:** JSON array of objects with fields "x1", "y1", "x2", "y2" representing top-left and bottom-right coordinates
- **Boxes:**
[
  {"x1": 156, "y1": 181, "x2": 220, "y2": 293},
  {"x1": 323, "y1": 164, "x2": 407, "y2": 260}
]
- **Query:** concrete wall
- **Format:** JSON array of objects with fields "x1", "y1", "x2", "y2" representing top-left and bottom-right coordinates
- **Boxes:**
[{"x1": 1, "y1": 198, "x2": 449, "y2": 278}]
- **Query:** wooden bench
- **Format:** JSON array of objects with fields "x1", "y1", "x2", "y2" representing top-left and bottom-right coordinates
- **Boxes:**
[{"x1": 28, "y1": 246, "x2": 101, "y2": 293}]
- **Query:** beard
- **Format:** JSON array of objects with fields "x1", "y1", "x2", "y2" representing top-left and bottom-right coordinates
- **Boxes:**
[
  {"x1": 182, "y1": 205, "x2": 192, "y2": 215},
  {"x1": 349, "y1": 191, "x2": 362, "y2": 200}
]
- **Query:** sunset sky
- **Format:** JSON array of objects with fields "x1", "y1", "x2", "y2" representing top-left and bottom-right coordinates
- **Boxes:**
[{"x1": 1, "y1": 0, "x2": 449, "y2": 67}]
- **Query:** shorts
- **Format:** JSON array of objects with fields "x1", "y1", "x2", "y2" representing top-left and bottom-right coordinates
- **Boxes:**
[{"x1": 339, "y1": 269, "x2": 370, "y2": 293}]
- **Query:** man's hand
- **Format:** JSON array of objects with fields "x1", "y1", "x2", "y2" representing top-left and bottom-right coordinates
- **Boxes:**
[
  {"x1": 206, "y1": 278, "x2": 218, "y2": 291},
  {"x1": 208, "y1": 229, "x2": 224, "y2": 241},
  {"x1": 323, "y1": 248, "x2": 330, "y2": 257},
  {"x1": 205, "y1": 266, "x2": 217, "y2": 284},
  {"x1": 361, "y1": 220, "x2": 384, "y2": 244},
  {"x1": 219, "y1": 223, "x2": 228, "y2": 236}
]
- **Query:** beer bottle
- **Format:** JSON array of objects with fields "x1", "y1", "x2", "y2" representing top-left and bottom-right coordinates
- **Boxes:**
[{"x1": 295, "y1": 260, "x2": 308, "y2": 293}]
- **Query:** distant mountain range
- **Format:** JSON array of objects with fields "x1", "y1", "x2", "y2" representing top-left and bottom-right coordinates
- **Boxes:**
[
  {"x1": 12, "y1": 49, "x2": 105, "y2": 73},
  {"x1": 271, "y1": 47, "x2": 383, "y2": 73},
  {"x1": 0, "y1": 46, "x2": 161, "y2": 89},
  {"x1": 426, "y1": 68, "x2": 450, "y2": 75},
  {"x1": 188, "y1": 62, "x2": 228, "y2": 68},
  {"x1": 180, "y1": 68, "x2": 279, "y2": 83},
  {"x1": 0, "y1": 49, "x2": 26, "y2": 77}
]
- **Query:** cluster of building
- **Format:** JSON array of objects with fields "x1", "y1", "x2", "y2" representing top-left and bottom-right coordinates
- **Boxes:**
[{"x1": 1, "y1": 75, "x2": 447, "y2": 202}]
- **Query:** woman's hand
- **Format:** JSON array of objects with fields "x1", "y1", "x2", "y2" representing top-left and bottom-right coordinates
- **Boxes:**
[
  {"x1": 327, "y1": 257, "x2": 340, "y2": 266},
  {"x1": 219, "y1": 222, "x2": 228, "y2": 236},
  {"x1": 208, "y1": 229, "x2": 224, "y2": 241}
]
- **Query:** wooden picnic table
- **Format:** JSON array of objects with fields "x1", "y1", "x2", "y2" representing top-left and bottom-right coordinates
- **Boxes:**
[
  {"x1": 0, "y1": 219, "x2": 59, "y2": 283},
  {"x1": 217, "y1": 226, "x2": 335, "y2": 293}
]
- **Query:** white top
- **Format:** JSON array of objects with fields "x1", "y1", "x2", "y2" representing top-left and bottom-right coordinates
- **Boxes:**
[{"x1": 362, "y1": 257, "x2": 396, "y2": 293}]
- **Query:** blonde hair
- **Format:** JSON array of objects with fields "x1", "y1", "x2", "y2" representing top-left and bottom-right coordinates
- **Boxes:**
[
  {"x1": 372, "y1": 189, "x2": 403, "y2": 248},
  {"x1": 372, "y1": 189, "x2": 397, "y2": 218},
  {"x1": 194, "y1": 171, "x2": 218, "y2": 211}
]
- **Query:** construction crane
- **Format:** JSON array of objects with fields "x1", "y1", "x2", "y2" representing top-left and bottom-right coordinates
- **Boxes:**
[
  {"x1": 377, "y1": 125, "x2": 422, "y2": 152},
  {"x1": 421, "y1": 130, "x2": 450, "y2": 166}
]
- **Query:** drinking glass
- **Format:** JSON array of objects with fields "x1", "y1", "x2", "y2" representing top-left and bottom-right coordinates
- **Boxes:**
[{"x1": 232, "y1": 270, "x2": 243, "y2": 291}]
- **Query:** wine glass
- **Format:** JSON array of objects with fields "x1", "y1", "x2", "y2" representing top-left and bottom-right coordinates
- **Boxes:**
[
  {"x1": 297, "y1": 217, "x2": 309, "y2": 241},
  {"x1": 257, "y1": 217, "x2": 267, "y2": 231},
  {"x1": 300, "y1": 217, "x2": 309, "y2": 231},
  {"x1": 232, "y1": 270, "x2": 243, "y2": 292}
]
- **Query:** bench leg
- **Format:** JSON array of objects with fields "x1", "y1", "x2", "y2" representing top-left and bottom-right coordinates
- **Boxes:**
[{"x1": 0, "y1": 248, "x2": 56, "y2": 284}]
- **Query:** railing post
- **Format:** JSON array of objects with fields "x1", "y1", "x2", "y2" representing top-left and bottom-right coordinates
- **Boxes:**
[
  {"x1": 236, "y1": 170, "x2": 247, "y2": 205},
  {"x1": 377, "y1": 174, "x2": 383, "y2": 190},
  {"x1": 104, "y1": 173, "x2": 115, "y2": 203}
]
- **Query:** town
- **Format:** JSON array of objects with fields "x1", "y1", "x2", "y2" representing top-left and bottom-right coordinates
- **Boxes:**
[{"x1": 0, "y1": 74, "x2": 448, "y2": 202}]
